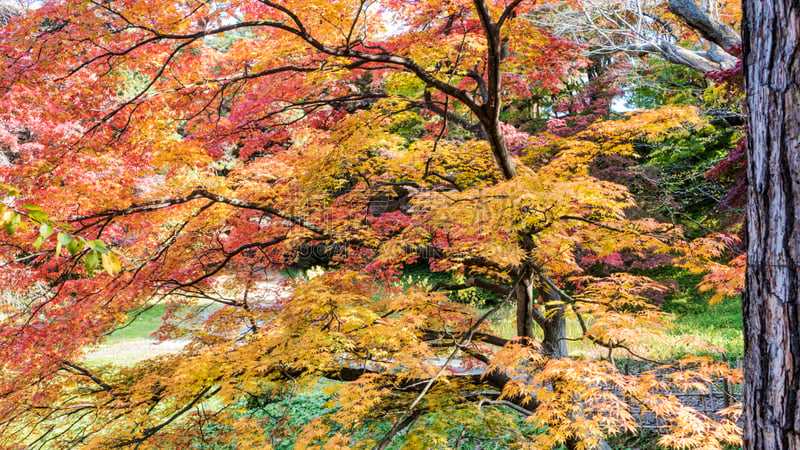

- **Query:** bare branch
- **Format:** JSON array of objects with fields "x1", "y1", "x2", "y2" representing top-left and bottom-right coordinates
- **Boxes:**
[
  {"x1": 60, "y1": 362, "x2": 115, "y2": 397},
  {"x1": 668, "y1": 0, "x2": 740, "y2": 51},
  {"x1": 111, "y1": 386, "x2": 220, "y2": 448},
  {"x1": 69, "y1": 188, "x2": 329, "y2": 238},
  {"x1": 432, "y1": 277, "x2": 513, "y2": 296}
]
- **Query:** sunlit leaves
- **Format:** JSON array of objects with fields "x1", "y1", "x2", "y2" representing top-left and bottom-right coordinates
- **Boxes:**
[
  {"x1": 0, "y1": 196, "x2": 121, "y2": 274},
  {"x1": 0, "y1": 0, "x2": 746, "y2": 448},
  {"x1": 3, "y1": 210, "x2": 19, "y2": 235}
]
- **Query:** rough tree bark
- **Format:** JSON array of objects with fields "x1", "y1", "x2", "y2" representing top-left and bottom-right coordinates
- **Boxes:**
[
  {"x1": 514, "y1": 272, "x2": 569, "y2": 358},
  {"x1": 514, "y1": 273, "x2": 569, "y2": 359},
  {"x1": 514, "y1": 238, "x2": 569, "y2": 358},
  {"x1": 742, "y1": 0, "x2": 800, "y2": 448},
  {"x1": 539, "y1": 284, "x2": 569, "y2": 358}
]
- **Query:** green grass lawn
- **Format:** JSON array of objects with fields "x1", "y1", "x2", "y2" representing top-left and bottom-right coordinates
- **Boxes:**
[
  {"x1": 482, "y1": 294, "x2": 743, "y2": 362},
  {"x1": 104, "y1": 303, "x2": 170, "y2": 343},
  {"x1": 82, "y1": 302, "x2": 222, "y2": 366},
  {"x1": 670, "y1": 295, "x2": 743, "y2": 360},
  {"x1": 103, "y1": 302, "x2": 224, "y2": 343}
]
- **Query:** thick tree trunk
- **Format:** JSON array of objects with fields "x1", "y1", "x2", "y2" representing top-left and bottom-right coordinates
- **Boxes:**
[
  {"x1": 515, "y1": 271, "x2": 569, "y2": 359},
  {"x1": 742, "y1": 0, "x2": 800, "y2": 448},
  {"x1": 540, "y1": 285, "x2": 569, "y2": 358}
]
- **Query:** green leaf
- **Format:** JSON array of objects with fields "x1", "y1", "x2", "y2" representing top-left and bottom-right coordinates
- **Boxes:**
[
  {"x1": 84, "y1": 250, "x2": 99, "y2": 275},
  {"x1": 56, "y1": 233, "x2": 72, "y2": 258},
  {"x1": 57, "y1": 232, "x2": 72, "y2": 245},
  {"x1": 5, "y1": 213, "x2": 20, "y2": 235},
  {"x1": 21, "y1": 204, "x2": 42, "y2": 211},
  {"x1": 66, "y1": 238, "x2": 85, "y2": 256},
  {"x1": 88, "y1": 240, "x2": 109, "y2": 254},
  {"x1": 33, "y1": 235, "x2": 44, "y2": 251},
  {"x1": 0, "y1": 184, "x2": 20, "y2": 196},
  {"x1": 39, "y1": 223, "x2": 54, "y2": 239},
  {"x1": 27, "y1": 210, "x2": 48, "y2": 223}
]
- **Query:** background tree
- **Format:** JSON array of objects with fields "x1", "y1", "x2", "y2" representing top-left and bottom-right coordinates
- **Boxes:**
[
  {"x1": 530, "y1": 0, "x2": 741, "y2": 74},
  {"x1": 741, "y1": 0, "x2": 800, "y2": 448}
]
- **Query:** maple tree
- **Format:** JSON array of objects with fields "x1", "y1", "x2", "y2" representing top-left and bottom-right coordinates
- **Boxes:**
[{"x1": 0, "y1": 0, "x2": 746, "y2": 448}]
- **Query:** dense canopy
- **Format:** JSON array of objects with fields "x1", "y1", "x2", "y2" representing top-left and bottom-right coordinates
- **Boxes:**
[{"x1": 0, "y1": 0, "x2": 749, "y2": 448}]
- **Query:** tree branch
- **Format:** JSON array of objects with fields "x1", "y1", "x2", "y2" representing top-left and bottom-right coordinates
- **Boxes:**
[
  {"x1": 668, "y1": 0, "x2": 741, "y2": 51},
  {"x1": 69, "y1": 188, "x2": 330, "y2": 238},
  {"x1": 111, "y1": 385, "x2": 220, "y2": 448},
  {"x1": 432, "y1": 277, "x2": 513, "y2": 296},
  {"x1": 61, "y1": 361, "x2": 115, "y2": 397}
]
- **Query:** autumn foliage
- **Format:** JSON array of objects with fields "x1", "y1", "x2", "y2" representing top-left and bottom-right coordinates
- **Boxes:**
[{"x1": 0, "y1": 0, "x2": 743, "y2": 448}]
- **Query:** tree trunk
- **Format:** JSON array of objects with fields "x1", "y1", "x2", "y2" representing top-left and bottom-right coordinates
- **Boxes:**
[
  {"x1": 515, "y1": 271, "x2": 569, "y2": 359},
  {"x1": 516, "y1": 277, "x2": 534, "y2": 338},
  {"x1": 540, "y1": 284, "x2": 569, "y2": 359},
  {"x1": 742, "y1": 0, "x2": 800, "y2": 448},
  {"x1": 485, "y1": 119, "x2": 517, "y2": 180}
]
